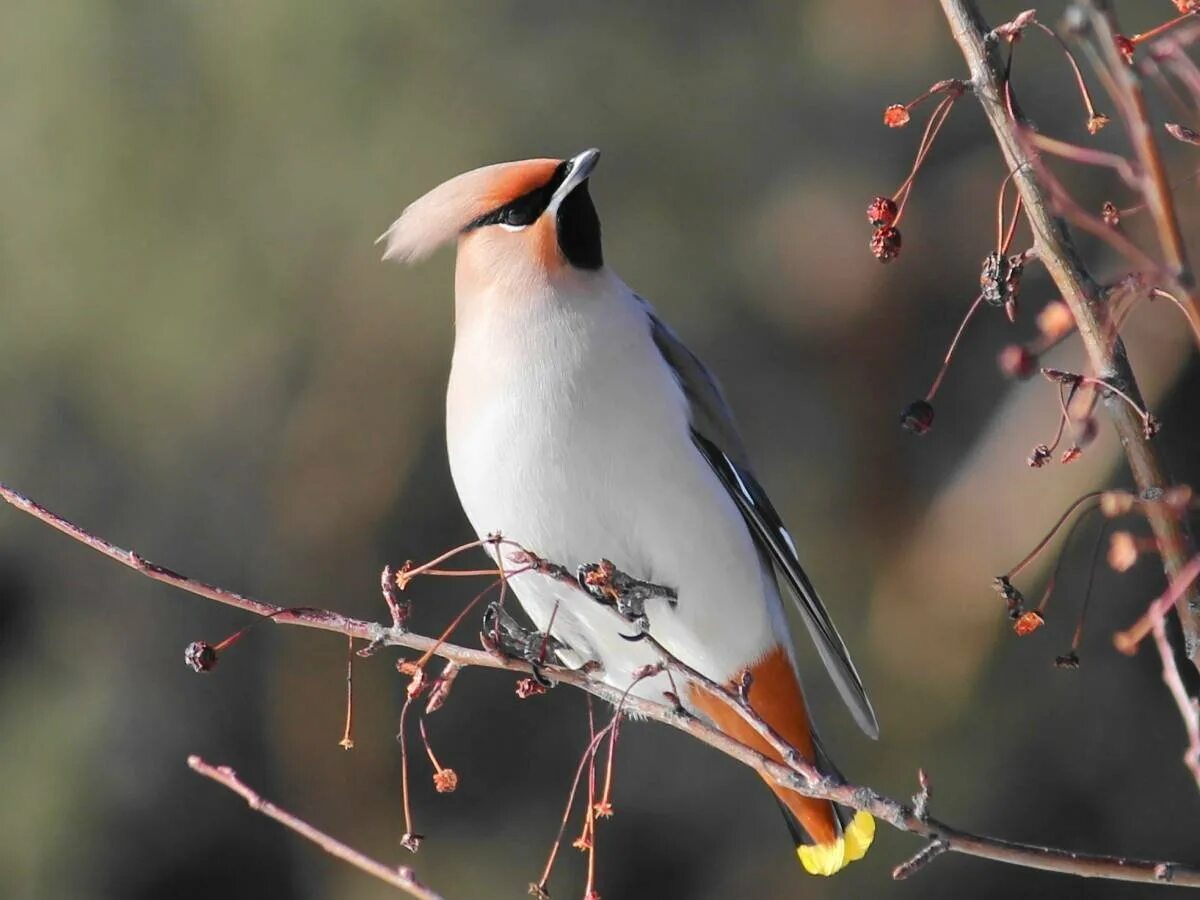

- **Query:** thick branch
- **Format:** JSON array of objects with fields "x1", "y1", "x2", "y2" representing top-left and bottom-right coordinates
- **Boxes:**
[
  {"x1": 188, "y1": 756, "x2": 445, "y2": 900},
  {"x1": 937, "y1": 0, "x2": 1200, "y2": 668},
  {"x1": 5, "y1": 483, "x2": 1200, "y2": 888}
]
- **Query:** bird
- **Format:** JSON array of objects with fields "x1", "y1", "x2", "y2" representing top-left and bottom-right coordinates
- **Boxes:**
[{"x1": 379, "y1": 148, "x2": 878, "y2": 876}]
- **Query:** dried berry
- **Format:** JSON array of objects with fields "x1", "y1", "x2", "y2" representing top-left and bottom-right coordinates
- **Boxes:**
[
  {"x1": 867, "y1": 195, "x2": 898, "y2": 227},
  {"x1": 1054, "y1": 651, "x2": 1080, "y2": 670},
  {"x1": 1115, "y1": 34, "x2": 1135, "y2": 65},
  {"x1": 998, "y1": 344, "x2": 1037, "y2": 379},
  {"x1": 1013, "y1": 610, "x2": 1045, "y2": 637},
  {"x1": 1037, "y1": 301, "x2": 1075, "y2": 341},
  {"x1": 870, "y1": 225, "x2": 902, "y2": 262},
  {"x1": 1027, "y1": 444, "x2": 1052, "y2": 468},
  {"x1": 433, "y1": 768, "x2": 459, "y2": 794},
  {"x1": 1099, "y1": 490, "x2": 1136, "y2": 518},
  {"x1": 1101, "y1": 201, "x2": 1120, "y2": 227},
  {"x1": 185, "y1": 641, "x2": 218, "y2": 673},
  {"x1": 1087, "y1": 113, "x2": 1111, "y2": 135},
  {"x1": 980, "y1": 251, "x2": 1008, "y2": 306},
  {"x1": 899, "y1": 399, "x2": 934, "y2": 434},
  {"x1": 883, "y1": 104, "x2": 911, "y2": 127},
  {"x1": 1108, "y1": 531, "x2": 1139, "y2": 572}
]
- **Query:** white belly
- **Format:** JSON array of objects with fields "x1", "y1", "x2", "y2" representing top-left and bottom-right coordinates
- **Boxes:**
[{"x1": 446, "y1": 277, "x2": 779, "y2": 701}]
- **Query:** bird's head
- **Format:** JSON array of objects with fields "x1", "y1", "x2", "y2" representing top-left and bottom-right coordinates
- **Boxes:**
[{"x1": 379, "y1": 149, "x2": 603, "y2": 290}]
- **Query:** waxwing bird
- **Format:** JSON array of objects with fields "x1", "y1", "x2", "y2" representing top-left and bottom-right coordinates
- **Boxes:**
[{"x1": 380, "y1": 149, "x2": 878, "y2": 875}]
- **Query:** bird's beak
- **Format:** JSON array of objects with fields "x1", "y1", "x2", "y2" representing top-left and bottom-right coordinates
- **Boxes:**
[{"x1": 549, "y1": 148, "x2": 600, "y2": 212}]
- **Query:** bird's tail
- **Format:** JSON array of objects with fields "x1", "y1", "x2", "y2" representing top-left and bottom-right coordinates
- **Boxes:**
[
  {"x1": 688, "y1": 647, "x2": 874, "y2": 876},
  {"x1": 775, "y1": 739, "x2": 875, "y2": 876}
]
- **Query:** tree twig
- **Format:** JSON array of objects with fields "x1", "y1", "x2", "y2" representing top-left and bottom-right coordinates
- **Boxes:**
[
  {"x1": 1076, "y1": 1, "x2": 1200, "y2": 344},
  {"x1": 6, "y1": 481, "x2": 1200, "y2": 887},
  {"x1": 937, "y1": 0, "x2": 1200, "y2": 672},
  {"x1": 187, "y1": 755, "x2": 445, "y2": 900}
]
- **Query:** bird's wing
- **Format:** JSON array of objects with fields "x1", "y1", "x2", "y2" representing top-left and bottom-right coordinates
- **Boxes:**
[{"x1": 646, "y1": 306, "x2": 879, "y2": 740}]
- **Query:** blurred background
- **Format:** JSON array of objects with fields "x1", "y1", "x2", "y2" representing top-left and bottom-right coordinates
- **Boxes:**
[{"x1": 2, "y1": 1, "x2": 1199, "y2": 898}]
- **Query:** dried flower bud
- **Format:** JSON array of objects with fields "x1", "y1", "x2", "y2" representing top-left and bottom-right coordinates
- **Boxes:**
[
  {"x1": 998, "y1": 344, "x2": 1036, "y2": 379},
  {"x1": 1174, "y1": 0, "x2": 1199, "y2": 12},
  {"x1": 1100, "y1": 490, "x2": 1136, "y2": 517},
  {"x1": 1027, "y1": 444, "x2": 1052, "y2": 468},
  {"x1": 515, "y1": 677, "x2": 548, "y2": 699},
  {"x1": 1037, "y1": 300, "x2": 1075, "y2": 341},
  {"x1": 1166, "y1": 122, "x2": 1200, "y2": 146},
  {"x1": 433, "y1": 768, "x2": 459, "y2": 793},
  {"x1": 994, "y1": 10, "x2": 1037, "y2": 41},
  {"x1": 1041, "y1": 367, "x2": 1080, "y2": 385},
  {"x1": 594, "y1": 800, "x2": 614, "y2": 818},
  {"x1": 1013, "y1": 610, "x2": 1045, "y2": 637},
  {"x1": 1087, "y1": 113, "x2": 1111, "y2": 135},
  {"x1": 1114, "y1": 34, "x2": 1135, "y2": 65},
  {"x1": 406, "y1": 667, "x2": 428, "y2": 699},
  {"x1": 185, "y1": 641, "x2": 218, "y2": 673},
  {"x1": 1101, "y1": 201, "x2": 1120, "y2": 227},
  {"x1": 867, "y1": 195, "x2": 898, "y2": 227},
  {"x1": 1144, "y1": 414, "x2": 1162, "y2": 439},
  {"x1": 883, "y1": 104, "x2": 911, "y2": 127},
  {"x1": 1060, "y1": 446, "x2": 1083, "y2": 464},
  {"x1": 899, "y1": 399, "x2": 934, "y2": 434},
  {"x1": 992, "y1": 575, "x2": 1026, "y2": 619},
  {"x1": 1164, "y1": 485, "x2": 1194, "y2": 513},
  {"x1": 870, "y1": 225, "x2": 902, "y2": 262},
  {"x1": 1108, "y1": 531, "x2": 1139, "y2": 572},
  {"x1": 400, "y1": 832, "x2": 424, "y2": 854}
]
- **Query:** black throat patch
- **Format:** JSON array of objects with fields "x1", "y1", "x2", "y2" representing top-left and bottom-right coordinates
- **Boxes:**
[{"x1": 556, "y1": 181, "x2": 603, "y2": 270}]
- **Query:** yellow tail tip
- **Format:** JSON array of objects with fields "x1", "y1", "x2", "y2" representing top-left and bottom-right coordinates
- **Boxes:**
[{"x1": 796, "y1": 811, "x2": 876, "y2": 876}]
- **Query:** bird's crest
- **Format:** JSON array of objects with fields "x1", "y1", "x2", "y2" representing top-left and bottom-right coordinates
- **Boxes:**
[{"x1": 378, "y1": 158, "x2": 560, "y2": 263}]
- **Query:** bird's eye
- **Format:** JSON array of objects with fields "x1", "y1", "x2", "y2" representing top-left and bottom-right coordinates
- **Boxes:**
[{"x1": 500, "y1": 205, "x2": 536, "y2": 230}]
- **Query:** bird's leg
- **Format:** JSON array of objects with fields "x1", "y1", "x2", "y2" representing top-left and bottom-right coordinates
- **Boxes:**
[
  {"x1": 481, "y1": 599, "x2": 566, "y2": 686},
  {"x1": 576, "y1": 558, "x2": 678, "y2": 639}
]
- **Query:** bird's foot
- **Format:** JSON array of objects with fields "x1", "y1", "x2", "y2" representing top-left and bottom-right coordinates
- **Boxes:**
[
  {"x1": 481, "y1": 600, "x2": 565, "y2": 687},
  {"x1": 576, "y1": 559, "x2": 678, "y2": 638}
]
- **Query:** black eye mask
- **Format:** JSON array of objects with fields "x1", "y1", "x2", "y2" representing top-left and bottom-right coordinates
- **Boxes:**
[{"x1": 464, "y1": 161, "x2": 569, "y2": 231}]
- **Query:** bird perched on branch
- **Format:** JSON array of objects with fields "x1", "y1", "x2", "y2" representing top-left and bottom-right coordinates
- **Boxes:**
[{"x1": 380, "y1": 149, "x2": 877, "y2": 875}]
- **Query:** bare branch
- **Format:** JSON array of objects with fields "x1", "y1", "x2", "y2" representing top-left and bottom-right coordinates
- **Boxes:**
[
  {"x1": 937, "y1": 0, "x2": 1200, "y2": 674},
  {"x1": 1076, "y1": 1, "x2": 1200, "y2": 343},
  {"x1": 6, "y1": 482, "x2": 1200, "y2": 887},
  {"x1": 187, "y1": 756, "x2": 445, "y2": 900}
]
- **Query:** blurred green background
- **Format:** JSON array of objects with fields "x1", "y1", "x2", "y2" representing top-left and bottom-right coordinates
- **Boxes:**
[{"x1": 3, "y1": 1, "x2": 1200, "y2": 898}]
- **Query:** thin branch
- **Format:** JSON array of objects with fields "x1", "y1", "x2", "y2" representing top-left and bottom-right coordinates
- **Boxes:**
[
  {"x1": 1153, "y1": 615, "x2": 1200, "y2": 792},
  {"x1": 1078, "y1": 1, "x2": 1200, "y2": 345},
  {"x1": 6, "y1": 483, "x2": 1200, "y2": 887},
  {"x1": 187, "y1": 756, "x2": 445, "y2": 900},
  {"x1": 938, "y1": 0, "x2": 1200, "y2": 672}
]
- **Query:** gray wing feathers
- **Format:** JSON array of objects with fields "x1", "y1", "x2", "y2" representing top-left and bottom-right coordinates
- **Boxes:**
[{"x1": 646, "y1": 307, "x2": 879, "y2": 740}]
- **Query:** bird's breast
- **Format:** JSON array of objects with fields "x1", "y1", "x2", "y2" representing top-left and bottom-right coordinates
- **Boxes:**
[{"x1": 444, "y1": 285, "x2": 778, "y2": 683}]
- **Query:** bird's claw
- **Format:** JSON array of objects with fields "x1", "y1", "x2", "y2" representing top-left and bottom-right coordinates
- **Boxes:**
[
  {"x1": 482, "y1": 599, "x2": 565, "y2": 670},
  {"x1": 577, "y1": 559, "x2": 678, "y2": 630}
]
